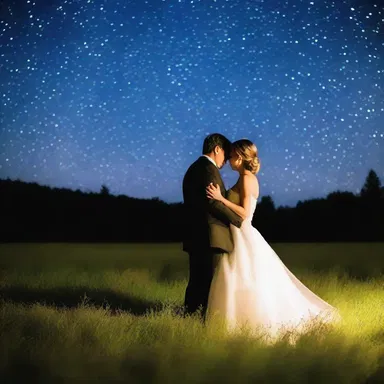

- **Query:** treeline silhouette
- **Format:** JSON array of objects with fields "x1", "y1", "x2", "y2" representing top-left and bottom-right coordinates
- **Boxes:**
[{"x1": 1, "y1": 169, "x2": 383, "y2": 243}]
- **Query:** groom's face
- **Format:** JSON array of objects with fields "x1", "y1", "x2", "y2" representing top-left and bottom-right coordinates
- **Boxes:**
[{"x1": 214, "y1": 146, "x2": 226, "y2": 169}]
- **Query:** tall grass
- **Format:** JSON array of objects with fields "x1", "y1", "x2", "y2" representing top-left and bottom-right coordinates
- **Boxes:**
[{"x1": 1, "y1": 242, "x2": 384, "y2": 383}]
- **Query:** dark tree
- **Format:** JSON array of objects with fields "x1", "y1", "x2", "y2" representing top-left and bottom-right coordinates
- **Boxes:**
[
  {"x1": 360, "y1": 169, "x2": 382, "y2": 200},
  {"x1": 259, "y1": 195, "x2": 276, "y2": 212},
  {"x1": 100, "y1": 184, "x2": 110, "y2": 195}
]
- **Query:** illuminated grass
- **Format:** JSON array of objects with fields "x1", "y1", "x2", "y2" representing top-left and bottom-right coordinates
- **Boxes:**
[{"x1": 0, "y1": 242, "x2": 383, "y2": 383}]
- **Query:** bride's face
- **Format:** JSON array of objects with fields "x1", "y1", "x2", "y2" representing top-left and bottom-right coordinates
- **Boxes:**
[{"x1": 229, "y1": 149, "x2": 242, "y2": 171}]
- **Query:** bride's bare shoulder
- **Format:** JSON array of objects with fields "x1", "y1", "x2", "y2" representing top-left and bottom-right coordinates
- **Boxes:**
[
  {"x1": 239, "y1": 173, "x2": 259, "y2": 197},
  {"x1": 240, "y1": 173, "x2": 258, "y2": 184}
]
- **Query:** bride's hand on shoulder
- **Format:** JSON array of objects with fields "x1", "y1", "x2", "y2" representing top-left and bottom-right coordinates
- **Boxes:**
[{"x1": 206, "y1": 183, "x2": 223, "y2": 202}]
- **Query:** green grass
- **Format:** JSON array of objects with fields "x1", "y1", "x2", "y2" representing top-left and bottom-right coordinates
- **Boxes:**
[{"x1": 1, "y1": 242, "x2": 384, "y2": 383}]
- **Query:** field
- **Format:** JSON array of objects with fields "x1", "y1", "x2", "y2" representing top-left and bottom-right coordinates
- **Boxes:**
[{"x1": 1, "y1": 242, "x2": 384, "y2": 383}]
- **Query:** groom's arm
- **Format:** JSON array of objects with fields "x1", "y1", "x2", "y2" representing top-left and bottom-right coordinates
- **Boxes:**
[{"x1": 203, "y1": 166, "x2": 243, "y2": 228}]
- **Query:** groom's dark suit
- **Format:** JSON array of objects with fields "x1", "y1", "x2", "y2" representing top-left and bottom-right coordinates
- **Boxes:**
[{"x1": 182, "y1": 156, "x2": 243, "y2": 316}]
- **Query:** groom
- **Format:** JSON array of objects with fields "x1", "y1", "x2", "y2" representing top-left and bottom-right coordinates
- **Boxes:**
[{"x1": 182, "y1": 133, "x2": 243, "y2": 318}]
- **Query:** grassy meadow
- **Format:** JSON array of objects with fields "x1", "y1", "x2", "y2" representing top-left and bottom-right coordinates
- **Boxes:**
[{"x1": 1, "y1": 242, "x2": 384, "y2": 383}]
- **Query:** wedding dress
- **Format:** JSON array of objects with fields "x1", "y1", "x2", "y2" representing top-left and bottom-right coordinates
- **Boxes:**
[{"x1": 206, "y1": 189, "x2": 340, "y2": 339}]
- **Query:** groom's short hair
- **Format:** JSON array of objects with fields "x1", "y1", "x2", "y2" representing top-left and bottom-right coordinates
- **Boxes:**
[{"x1": 202, "y1": 133, "x2": 231, "y2": 159}]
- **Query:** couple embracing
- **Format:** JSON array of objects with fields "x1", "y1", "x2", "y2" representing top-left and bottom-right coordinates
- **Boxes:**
[{"x1": 182, "y1": 133, "x2": 339, "y2": 338}]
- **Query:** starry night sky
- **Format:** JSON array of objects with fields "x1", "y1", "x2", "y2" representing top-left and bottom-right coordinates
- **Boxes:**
[{"x1": 1, "y1": 0, "x2": 383, "y2": 207}]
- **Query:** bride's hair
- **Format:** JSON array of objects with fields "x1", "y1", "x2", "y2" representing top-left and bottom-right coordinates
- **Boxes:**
[{"x1": 231, "y1": 139, "x2": 260, "y2": 174}]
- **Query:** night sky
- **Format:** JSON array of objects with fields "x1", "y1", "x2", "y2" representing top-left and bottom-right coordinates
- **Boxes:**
[{"x1": 1, "y1": 0, "x2": 383, "y2": 207}]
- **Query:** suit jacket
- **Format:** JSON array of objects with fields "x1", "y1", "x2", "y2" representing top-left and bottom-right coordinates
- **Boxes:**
[{"x1": 182, "y1": 156, "x2": 243, "y2": 254}]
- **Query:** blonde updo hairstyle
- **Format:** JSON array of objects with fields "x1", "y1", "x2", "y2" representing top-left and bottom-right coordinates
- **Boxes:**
[{"x1": 231, "y1": 139, "x2": 260, "y2": 174}]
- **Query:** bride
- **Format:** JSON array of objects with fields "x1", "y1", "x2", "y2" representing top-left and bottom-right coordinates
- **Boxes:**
[{"x1": 205, "y1": 139, "x2": 340, "y2": 339}]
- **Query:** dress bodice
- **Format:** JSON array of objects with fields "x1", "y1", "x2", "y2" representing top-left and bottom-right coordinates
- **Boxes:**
[
  {"x1": 226, "y1": 189, "x2": 257, "y2": 222},
  {"x1": 226, "y1": 189, "x2": 241, "y2": 205}
]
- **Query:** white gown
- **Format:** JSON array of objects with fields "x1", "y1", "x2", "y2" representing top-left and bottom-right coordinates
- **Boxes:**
[{"x1": 206, "y1": 189, "x2": 340, "y2": 339}]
